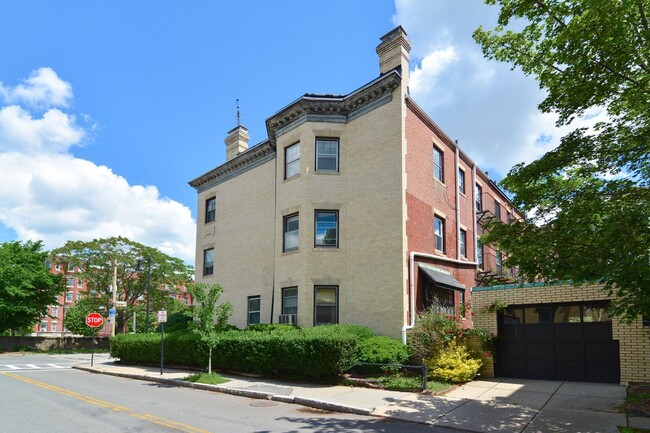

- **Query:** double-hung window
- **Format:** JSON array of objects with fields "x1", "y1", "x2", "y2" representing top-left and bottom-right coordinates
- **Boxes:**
[
  {"x1": 314, "y1": 286, "x2": 338, "y2": 325},
  {"x1": 65, "y1": 292, "x2": 73, "y2": 303},
  {"x1": 282, "y1": 287, "x2": 298, "y2": 315},
  {"x1": 475, "y1": 184, "x2": 483, "y2": 211},
  {"x1": 315, "y1": 211, "x2": 338, "y2": 247},
  {"x1": 494, "y1": 200, "x2": 501, "y2": 220},
  {"x1": 285, "y1": 142, "x2": 300, "y2": 179},
  {"x1": 434, "y1": 215, "x2": 445, "y2": 253},
  {"x1": 316, "y1": 138, "x2": 339, "y2": 172},
  {"x1": 248, "y1": 296, "x2": 261, "y2": 325},
  {"x1": 477, "y1": 240, "x2": 484, "y2": 269},
  {"x1": 283, "y1": 213, "x2": 299, "y2": 252},
  {"x1": 205, "y1": 197, "x2": 216, "y2": 223},
  {"x1": 460, "y1": 229, "x2": 467, "y2": 257},
  {"x1": 433, "y1": 146, "x2": 444, "y2": 183},
  {"x1": 458, "y1": 168, "x2": 465, "y2": 194},
  {"x1": 496, "y1": 251, "x2": 503, "y2": 275},
  {"x1": 203, "y1": 248, "x2": 214, "y2": 276}
]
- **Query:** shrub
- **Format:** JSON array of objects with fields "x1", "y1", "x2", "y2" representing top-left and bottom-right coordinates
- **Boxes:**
[
  {"x1": 246, "y1": 324, "x2": 299, "y2": 333},
  {"x1": 308, "y1": 324, "x2": 375, "y2": 340},
  {"x1": 157, "y1": 311, "x2": 192, "y2": 333},
  {"x1": 110, "y1": 326, "x2": 360, "y2": 382},
  {"x1": 408, "y1": 310, "x2": 461, "y2": 364},
  {"x1": 428, "y1": 342, "x2": 482, "y2": 383},
  {"x1": 356, "y1": 336, "x2": 409, "y2": 365}
]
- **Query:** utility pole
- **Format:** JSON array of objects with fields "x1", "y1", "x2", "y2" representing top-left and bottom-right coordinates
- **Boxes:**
[{"x1": 111, "y1": 259, "x2": 118, "y2": 337}]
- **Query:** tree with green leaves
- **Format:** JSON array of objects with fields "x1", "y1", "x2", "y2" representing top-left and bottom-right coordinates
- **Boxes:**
[
  {"x1": 61, "y1": 297, "x2": 106, "y2": 336},
  {"x1": 187, "y1": 283, "x2": 232, "y2": 374},
  {"x1": 473, "y1": 0, "x2": 650, "y2": 322},
  {"x1": 0, "y1": 241, "x2": 65, "y2": 335},
  {"x1": 51, "y1": 236, "x2": 193, "y2": 334}
]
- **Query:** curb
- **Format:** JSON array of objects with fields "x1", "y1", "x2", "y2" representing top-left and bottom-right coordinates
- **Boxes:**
[{"x1": 73, "y1": 366, "x2": 372, "y2": 417}]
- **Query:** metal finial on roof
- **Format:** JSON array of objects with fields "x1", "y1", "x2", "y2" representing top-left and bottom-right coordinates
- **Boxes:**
[{"x1": 236, "y1": 99, "x2": 240, "y2": 126}]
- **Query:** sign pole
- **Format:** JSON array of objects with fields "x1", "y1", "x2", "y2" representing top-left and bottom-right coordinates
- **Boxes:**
[
  {"x1": 160, "y1": 321, "x2": 164, "y2": 375},
  {"x1": 158, "y1": 309, "x2": 167, "y2": 375},
  {"x1": 85, "y1": 312, "x2": 104, "y2": 367}
]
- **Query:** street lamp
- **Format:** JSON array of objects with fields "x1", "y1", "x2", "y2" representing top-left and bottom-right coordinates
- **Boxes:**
[{"x1": 136, "y1": 257, "x2": 152, "y2": 333}]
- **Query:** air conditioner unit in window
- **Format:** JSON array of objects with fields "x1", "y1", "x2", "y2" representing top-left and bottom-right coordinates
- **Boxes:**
[{"x1": 278, "y1": 314, "x2": 297, "y2": 325}]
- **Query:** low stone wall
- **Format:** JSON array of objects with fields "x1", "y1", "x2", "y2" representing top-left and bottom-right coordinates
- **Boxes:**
[{"x1": 0, "y1": 336, "x2": 110, "y2": 352}]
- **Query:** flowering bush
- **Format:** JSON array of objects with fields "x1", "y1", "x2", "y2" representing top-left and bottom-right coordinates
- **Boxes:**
[
  {"x1": 407, "y1": 309, "x2": 465, "y2": 364},
  {"x1": 408, "y1": 307, "x2": 490, "y2": 383}
]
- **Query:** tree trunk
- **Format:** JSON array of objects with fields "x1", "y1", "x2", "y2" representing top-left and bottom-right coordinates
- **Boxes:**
[{"x1": 208, "y1": 346, "x2": 212, "y2": 375}]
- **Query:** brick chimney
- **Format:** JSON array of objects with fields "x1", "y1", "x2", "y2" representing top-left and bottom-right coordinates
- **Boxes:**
[
  {"x1": 224, "y1": 124, "x2": 249, "y2": 161},
  {"x1": 376, "y1": 26, "x2": 411, "y2": 87}
]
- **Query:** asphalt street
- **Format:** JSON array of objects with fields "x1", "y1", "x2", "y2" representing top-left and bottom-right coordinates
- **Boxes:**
[{"x1": 0, "y1": 353, "x2": 461, "y2": 433}]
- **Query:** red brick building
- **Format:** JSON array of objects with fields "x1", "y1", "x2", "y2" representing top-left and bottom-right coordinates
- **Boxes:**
[{"x1": 32, "y1": 261, "x2": 193, "y2": 336}]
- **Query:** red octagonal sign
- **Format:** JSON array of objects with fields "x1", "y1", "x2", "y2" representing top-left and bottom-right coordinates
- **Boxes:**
[{"x1": 86, "y1": 312, "x2": 104, "y2": 328}]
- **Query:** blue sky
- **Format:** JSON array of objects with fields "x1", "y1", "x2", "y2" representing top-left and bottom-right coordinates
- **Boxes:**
[{"x1": 0, "y1": 1, "x2": 604, "y2": 263}]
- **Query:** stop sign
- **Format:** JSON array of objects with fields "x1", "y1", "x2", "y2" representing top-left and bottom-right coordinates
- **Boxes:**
[{"x1": 85, "y1": 312, "x2": 104, "y2": 328}]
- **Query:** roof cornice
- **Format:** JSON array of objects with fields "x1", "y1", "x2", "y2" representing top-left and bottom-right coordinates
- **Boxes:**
[
  {"x1": 188, "y1": 141, "x2": 275, "y2": 190},
  {"x1": 265, "y1": 71, "x2": 402, "y2": 145}
]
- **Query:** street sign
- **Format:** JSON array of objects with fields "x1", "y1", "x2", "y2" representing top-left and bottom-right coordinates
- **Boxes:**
[
  {"x1": 108, "y1": 307, "x2": 116, "y2": 323},
  {"x1": 114, "y1": 301, "x2": 127, "y2": 307},
  {"x1": 85, "y1": 312, "x2": 104, "y2": 328},
  {"x1": 157, "y1": 310, "x2": 167, "y2": 323}
]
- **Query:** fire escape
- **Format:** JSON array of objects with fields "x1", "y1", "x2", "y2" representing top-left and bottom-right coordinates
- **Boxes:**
[{"x1": 475, "y1": 193, "x2": 519, "y2": 287}]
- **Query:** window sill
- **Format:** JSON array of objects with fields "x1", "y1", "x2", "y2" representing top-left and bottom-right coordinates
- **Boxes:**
[
  {"x1": 283, "y1": 174, "x2": 300, "y2": 183},
  {"x1": 282, "y1": 249, "x2": 299, "y2": 256},
  {"x1": 434, "y1": 178, "x2": 446, "y2": 188},
  {"x1": 314, "y1": 171, "x2": 340, "y2": 176},
  {"x1": 313, "y1": 247, "x2": 340, "y2": 252}
]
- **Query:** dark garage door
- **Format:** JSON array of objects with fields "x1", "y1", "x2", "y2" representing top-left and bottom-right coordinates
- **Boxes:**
[{"x1": 496, "y1": 302, "x2": 620, "y2": 383}]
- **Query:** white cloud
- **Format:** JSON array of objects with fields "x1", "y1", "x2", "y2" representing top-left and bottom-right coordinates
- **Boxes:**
[
  {"x1": 0, "y1": 68, "x2": 196, "y2": 263},
  {"x1": 409, "y1": 46, "x2": 458, "y2": 100},
  {"x1": 0, "y1": 67, "x2": 72, "y2": 109},
  {"x1": 0, "y1": 105, "x2": 85, "y2": 154},
  {"x1": 393, "y1": 0, "x2": 575, "y2": 179}
]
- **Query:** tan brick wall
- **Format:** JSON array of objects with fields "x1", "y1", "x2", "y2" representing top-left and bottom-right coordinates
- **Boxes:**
[
  {"x1": 472, "y1": 283, "x2": 650, "y2": 385},
  {"x1": 273, "y1": 87, "x2": 407, "y2": 339},
  {"x1": 195, "y1": 159, "x2": 276, "y2": 329}
]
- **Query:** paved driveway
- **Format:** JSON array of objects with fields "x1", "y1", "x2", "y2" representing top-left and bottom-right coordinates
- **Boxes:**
[{"x1": 373, "y1": 378, "x2": 627, "y2": 433}]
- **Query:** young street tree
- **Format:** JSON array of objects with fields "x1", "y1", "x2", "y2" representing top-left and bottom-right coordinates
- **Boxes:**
[
  {"x1": 51, "y1": 236, "x2": 193, "y2": 334},
  {"x1": 187, "y1": 283, "x2": 232, "y2": 374},
  {"x1": 474, "y1": 0, "x2": 650, "y2": 322},
  {"x1": 0, "y1": 241, "x2": 66, "y2": 335}
]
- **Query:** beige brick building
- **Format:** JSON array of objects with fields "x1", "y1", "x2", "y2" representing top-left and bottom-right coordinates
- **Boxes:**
[
  {"x1": 189, "y1": 26, "x2": 649, "y2": 386},
  {"x1": 189, "y1": 26, "x2": 518, "y2": 340}
]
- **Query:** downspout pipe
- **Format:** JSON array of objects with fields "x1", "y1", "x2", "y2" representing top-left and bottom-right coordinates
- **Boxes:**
[
  {"x1": 472, "y1": 164, "x2": 478, "y2": 264},
  {"x1": 455, "y1": 146, "x2": 461, "y2": 260},
  {"x1": 402, "y1": 251, "x2": 478, "y2": 343}
]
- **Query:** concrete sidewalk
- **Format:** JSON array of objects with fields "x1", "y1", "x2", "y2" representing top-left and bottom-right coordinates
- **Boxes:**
[{"x1": 73, "y1": 355, "x2": 644, "y2": 433}]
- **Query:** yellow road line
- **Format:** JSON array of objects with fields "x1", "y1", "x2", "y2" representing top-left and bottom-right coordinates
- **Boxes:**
[{"x1": 2, "y1": 372, "x2": 212, "y2": 433}]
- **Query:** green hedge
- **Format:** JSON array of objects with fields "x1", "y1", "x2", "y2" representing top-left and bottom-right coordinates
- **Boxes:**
[{"x1": 111, "y1": 324, "x2": 372, "y2": 382}]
